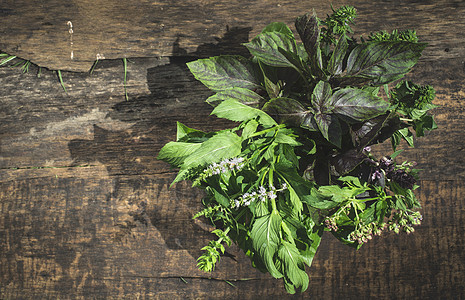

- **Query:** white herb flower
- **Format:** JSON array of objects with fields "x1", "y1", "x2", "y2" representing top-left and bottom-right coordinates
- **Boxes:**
[
  {"x1": 230, "y1": 182, "x2": 287, "y2": 208},
  {"x1": 202, "y1": 157, "x2": 246, "y2": 180}
]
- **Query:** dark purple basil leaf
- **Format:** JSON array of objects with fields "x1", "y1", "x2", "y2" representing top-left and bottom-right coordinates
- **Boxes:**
[
  {"x1": 263, "y1": 97, "x2": 318, "y2": 131},
  {"x1": 186, "y1": 55, "x2": 262, "y2": 92},
  {"x1": 244, "y1": 32, "x2": 298, "y2": 68},
  {"x1": 295, "y1": 13, "x2": 319, "y2": 59},
  {"x1": 277, "y1": 48, "x2": 309, "y2": 74},
  {"x1": 345, "y1": 41, "x2": 427, "y2": 86},
  {"x1": 360, "y1": 113, "x2": 401, "y2": 146},
  {"x1": 206, "y1": 87, "x2": 265, "y2": 107},
  {"x1": 329, "y1": 87, "x2": 389, "y2": 121},
  {"x1": 311, "y1": 81, "x2": 333, "y2": 112},
  {"x1": 295, "y1": 13, "x2": 324, "y2": 76},
  {"x1": 330, "y1": 149, "x2": 367, "y2": 176},
  {"x1": 350, "y1": 113, "x2": 392, "y2": 146},
  {"x1": 315, "y1": 113, "x2": 341, "y2": 148},
  {"x1": 313, "y1": 156, "x2": 331, "y2": 186},
  {"x1": 328, "y1": 36, "x2": 349, "y2": 75}
]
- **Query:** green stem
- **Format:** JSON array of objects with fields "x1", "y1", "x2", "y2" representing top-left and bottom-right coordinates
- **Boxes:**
[
  {"x1": 217, "y1": 227, "x2": 231, "y2": 244},
  {"x1": 400, "y1": 117, "x2": 413, "y2": 122},
  {"x1": 249, "y1": 124, "x2": 285, "y2": 138},
  {"x1": 123, "y1": 58, "x2": 128, "y2": 101},
  {"x1": 57, "y1": 70, "x2": 67, "y2": 93}
]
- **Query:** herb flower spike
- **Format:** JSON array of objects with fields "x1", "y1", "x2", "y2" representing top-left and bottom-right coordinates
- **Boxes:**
[
  {"x1": 158, "y1": 4, "x2": 437, "y2": 295},
  {"x1": 231, "y1": 184, "x2": 287, "y2": 208},
  {"x1": 198, "y1": 157, "x2": 245, "y2": 180}
]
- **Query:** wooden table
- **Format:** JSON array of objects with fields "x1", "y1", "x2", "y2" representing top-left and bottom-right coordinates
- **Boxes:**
[{"x1": 1, "y1": 1, "x2": 464, "y2": 298}]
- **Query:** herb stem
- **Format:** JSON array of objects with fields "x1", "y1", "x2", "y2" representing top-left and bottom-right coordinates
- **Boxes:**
[
  {"x1": 400, "y1": 117, "x2": 414, "y2": 122},
  {"x1": 217, "y1": 227, "x2": 231, "y2": 244},
  {"x1": 249, "y1": 124, "x2": 285, "y2": 138}
]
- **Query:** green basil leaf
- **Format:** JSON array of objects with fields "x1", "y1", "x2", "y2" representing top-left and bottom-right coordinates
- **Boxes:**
[
  {"x1": 206, "y1": 87, "x2": 264, "y2": 107},
  {"x1": 187, "y1": 55, "x2": 261, "y2": 92},
  {"x1": 241, "y1": 119, "x2": 259, "y2": 140},
  {"x1": 244, "y1": 32, "x2": 298, "y2": 68},
  {"x1": 182, "y1": 131, "x2": 242, "y2": 169},
  {"x1": 211, "y1": 99, "x2": 277, "y2": 126},
  {"x1": 344, "y1": 41, "x2": 427, "y2": 85},
  {"x1": 261, "y1": 22, "x2": 295, "y2": 38},
  {"x1": 329, "y1": 88, "x2": 389, "y2": 121},
  {"x1": 398, "y1": 127, "x2": 414, "y2": 147},
  {"x1": 157, "y1": 142, "x2": 202, "y2": 168},
  {"x1": 304, "y1": 188, "x2": 339, "y2": 209},
  {"x1": 275, "y1": 130, "x2": 301, "y2": 146},
  {"x1": 176, "y1": 121, "x2": 210, "y2": 142},
  {"x1": 251, "y1": 213, "x2": 284, "y2": 278},
  {"x1": 277, "y1": 240, "x2": 309, "y2": 293}
]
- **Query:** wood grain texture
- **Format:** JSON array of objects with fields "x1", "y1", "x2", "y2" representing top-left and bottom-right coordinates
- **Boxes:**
[
  {"x1": 1, "y1": 0, "x2": 465, "y2": 298},
  {"x1": 1, "y1": 0, "x2": 464, "y2": 71}
]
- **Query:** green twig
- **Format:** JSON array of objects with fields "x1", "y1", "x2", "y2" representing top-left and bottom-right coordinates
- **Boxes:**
[
  {"x1": 224, "y1": 280, "x2": 236, "y2": 287},
  {"x1": 0, "y1": 54, "x2": 16, "y2": 66},
  {"x1": 123, "y1": 58, "x2": 128, "y2": 101},
  {"x1": 179, "y1": 277, "x2": 188, "y2": 284},
  {"x1": 56, "y1": 70, "x2": 67, "y2": 92},
  {"x1": 89, "y1": 58, "x2": 99, "y2": 75}
]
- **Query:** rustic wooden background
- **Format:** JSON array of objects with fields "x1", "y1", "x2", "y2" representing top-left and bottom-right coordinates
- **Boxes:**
[{"x1": 1, "y1": 0, "x2": 464, "y2": 299}]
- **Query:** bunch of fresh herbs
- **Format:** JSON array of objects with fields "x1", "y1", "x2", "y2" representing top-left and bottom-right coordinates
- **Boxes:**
[{"x1": 158, "y1": 5, "x2": 437, "y2": 293}]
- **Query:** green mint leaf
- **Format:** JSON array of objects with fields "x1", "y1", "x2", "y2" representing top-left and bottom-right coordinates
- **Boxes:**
[
  {"x1": 251, "y1": 213, "x2": 284, "y2": 279},
  {"x1": 187, "y1": 55, "x2": 261, "y2": 92},
  {"x1": 329, "y1": 87, "x2": 390, "y2": 121},
  {"x1": 207, "y1": 186, "x2": 231, "y2": 207},
  {"x1": 275, "y1": 130, "x2": 301, "y2": 146},
  {"x1": 176, "y1": 121, "x2": 210, "y2": 142},
  {"x1": 398, "y1": 127, "x2": 414, "y2": 147},
  {"x1": 157, "y1": 142, "x2": 202, "y2": 168},
  {"x1": 263, "y1": 97, "x2": 318, "y2": 131},
  {"x1": 304, "y1": 188, "x2": 339, "y2": 209},
  {"x1": 277, "y1": 240, "x2": 310, "y2": 294},
  {"x1": 344, "y1": 41, "x2": 427, "y2": 86},
  {"x1": 391, "y1": 130, "x2": 402, "y2": 151},
  {"x1": 303, "y1": 224, "x2": 323, "y2": 266},
  {"x1": 241, "y1": 119, "x2": 259, "y2": 140},
  {"x1": 206, "y1": 87, "x2": 264, "y2": 107},
  {"x1": 413, "y1": 114, "x2": 437, "y2": 137},
  {"x1": 182, "y1": 131, "x2": 242, "y2": 169},
  {"x1": 211, "y1": 99, "x2": 277, "y2": 126},
  {"x1": 244, "y1": 32, "x2": 298, "y2": 68}
]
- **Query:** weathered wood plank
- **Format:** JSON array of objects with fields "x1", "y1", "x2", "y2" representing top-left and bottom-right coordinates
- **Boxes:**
[
  {"x1": 0, "y1": 0, "x2": 464, "y2": 71},
  {"x1": 1, "y1": 55, "x2": 463, "y2": 180},
  {"x1": 1, "y1": 170, "x2": 463, "y2": 298},
  {"x1": 1, "y1": 1, "x2": 465, "y2": 297}
]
